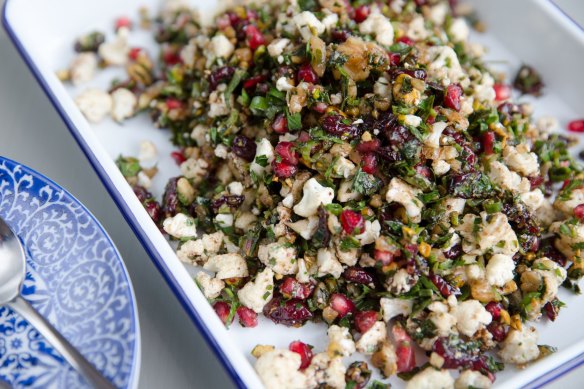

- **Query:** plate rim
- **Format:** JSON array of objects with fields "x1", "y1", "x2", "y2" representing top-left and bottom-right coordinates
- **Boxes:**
[
  {"x1": 2, "y1": 0, "x2": 583, "y2": 387},
  {"x1": 0, "y1": 154, "x2": 142, "y2": 389}
]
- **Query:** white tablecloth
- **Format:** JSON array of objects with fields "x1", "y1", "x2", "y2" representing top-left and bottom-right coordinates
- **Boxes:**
[{"x1": 0, "y1": 1, "x2": 581, "y2": 387}]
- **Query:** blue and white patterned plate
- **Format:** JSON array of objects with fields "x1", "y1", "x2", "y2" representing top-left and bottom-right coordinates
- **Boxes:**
[{"x1": 0, "y1": 157, "x2": 140, "y2": 389}]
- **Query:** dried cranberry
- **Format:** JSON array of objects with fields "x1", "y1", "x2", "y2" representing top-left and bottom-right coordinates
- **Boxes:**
[
  {"x1": 331, "y1": 29, "x2": 351, "y2": 43},
  {"x1": 374, "y1": 249, "x2": 397, "y2": 265},
  {"x1": 354, "y1": 311, "x2": 379, "y2": 333},
  {"x1": 162, "y1": 50, "x2": 181, "y2": 66},
  {"x1": 353, "y1": 5, "x2": 370, "y2": 23},
  {"x1": 485, "y1": 302, "x2": 503, "y2": 320},
  {"x1": 361, "y1": 153, "x2": 377, "y2": 174},
  {"x1": 568, "y1": 119, "x2": 584, "y2": 133},
  {"x1": 232, "y1": 135, "x2": 257, "y2": 162},
  {"x1": 544, "y1": 300, "x2": 559, "y2": 321},
  {"x1": 392, "y1": 325, "x2": 416, "y2": 373},
  {"x1": 493, "y1": 84, "x2": 511, "y2": 101},
  {"x1": 211, "y1": 195, "x2": 244, "y2": 212},
  {"x1": 208, "y1": 66, "x2": 235, "y2": 91},
  {"x1": 390, "y1": 68, "x2": 427, "y2": 81},
  {"x1": 243, "y1": 74, "x2": 267, "y2": 90},
  {"x1": 481, "y1": 131, "x2": 495, "y2": 155},
  {"x1": 263, "y1": 297, "x2": 313, "y2": 327},
  {"x1": 272, "y1": 161, "x2": 298, "y2": 178},
  {"x1": 115, "y1": 16, "x2": 132, "y2": 31},
  {"x1": 529, "y1": 175, "x2": 544, "y2": 190},
  {"x1": 213, "y1": 301, "x2": 232, "y2": 325},
  {"x1": 237, "y1": 306, "x2": 258, "y2": 327},
  {"x1": 162, "y1": 177, "x2": 181, "y2": 217},
  {"x1": 575, "y1": 204, "x2": 584, "y2": 221},
  {"x1": 329, "y1": 293, "x2": 356, "y2": 319},
  {"x1": 444, "y1": 84, "x2": 463, "y2": 111},
  {"x1": 389, "y1": 52, "x2": 401, "y2": 67},
  {"x1": 272, "y1": 114, "x2": 289, "y2": 134},
  {"x1": 415, "y1": 164, "x2": 433, "y2": 180},
  {"x1": 280, "y1": 277, "x2": 315, "y2": 300},
  {"x1": 245, "y1": 24, "x2": 265, "y2": 51},
  {"x1": 356, "y1": 139, "x2": 381, "y2": 154},
  {"x1": 540, "y1": 237, "x2": 568, "y2": 267},
  {"x1": 396, "y1": 36, "x2": 414, "y2": 46},
  {"x1": 298, "y1": 63, "x2": 318, "y2": 84},
  {"x1": 322, "y1": 114, "x2": 360, "y2": 139},
  {"x1": 144, "y1": 201, "x2": 162, "y2": 223},
  {"x1": 340, "y1": 210, "x2": 365, "y2": 234},
  {"x1": 487, "y1": 321, "x2": 508, "y2": 342},
  {"x1": 289, "y1": 341, "x2": 313, "y2": 369},
  {"x1": 343, "y1": 267, "x2": 375, "y2": 285},
  {"x1": 443, "y1": 244, "x2": 462, "y2": 260},
  {"x1": 429, "y1": 273, "x2": 460, "y2": 298},
  {"x1": 275, "y1": 142, "x2": 299, "y2": 165}
]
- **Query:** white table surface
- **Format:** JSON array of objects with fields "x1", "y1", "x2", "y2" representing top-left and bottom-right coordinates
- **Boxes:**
[{"x1": 0, "y1": 1, "x2": 582, "y2": 388}]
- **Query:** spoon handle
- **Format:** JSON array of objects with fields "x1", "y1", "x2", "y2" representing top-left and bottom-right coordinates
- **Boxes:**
[{"x1": 8, "y1": 296, "x2": 117, "y2": 389}]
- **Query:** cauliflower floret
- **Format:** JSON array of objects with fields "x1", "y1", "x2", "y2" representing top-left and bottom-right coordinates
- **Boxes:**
[
  {"x1": 268, "y1": 38, "x2": 291, "y2": 57},
  {"x1": 337, "y1": 179, "x2": 363, "y2": 203},
  {"x1": 457, "y1": 212, "x2": 519, "y2": 256},
  {"x1": 69, "y1": 52, "x2": 97, "y2": 85},
  {"x1": 424, "y1": 121, "x2": 448, "y2": 148},
  {"x1": 521, "y1": 258, "x2": 567, "y2": 306},
  {"x1": 180, "y1": 158, "x2": 209, "y2": 182},
  {"x1": 407, "y1": 15, "x2": 429, "y2": 41},
  {"x1": 499, "y1": 326, "x2": 540, "y2": 364},
  {"x1": 406, "y1": 367, "x2": 454, "y2": 389},
  {"x1": 176, "y1": 231, "x2": 224, "y2": 264},
  {"x1": 428, "y1": 2, "x2": 449, "y2": 25},
  {"x1": 327, "y1": 325, "x2": 356, "y2": 358},
  {"x1": 425, "y1": 46, "x2": 466, "y2": 86},
  {"x1": 374, "y1": 76, "x2": 391, "y2": 98},
  {"x1": 554, "y1": 187, "x2": 584, "y2": 217},
  {"x1": 276, "y1": 77, "x2": 294, "y2": 92},
  {"x1": 473, "y1": 73, "x2": 496, "y2": 103},
  {"x1": 428, "y1": 311, "x2": 457, "y2": 337},
  {"x1": 451, "y1": 300, "x2": 492, "y2": 337},
  {"x1": 138, "y1": 140, "x2": 157, "y2": 166},
  {"x1": 385, "y1": 178, "x2": 423, "y2": 223},
  {"x1": 294, "y1": 178, "x2": 335, "y2": 217},
  {"x1": 550, "y1": 221, "x2": 584, "y2": 260},
  {"x1": 208, "y1": 89, "x2": 231, "y2": 117},
  {"x1": 98, "y1": 28, "x2": 129, "y2": 65},
  {"x1": 355, "y1": 220, "x2": 381, "y2": 245},
  {"x1": 227, "y1": 181, "x2": 244, "y2": 196},
  {"x1": 75, "y1": 89, "x2": 113, "y2": 123},
  {"x1": 356, "y1": 321, "x2": 387, "y2": 355},
  {"x1": 488, "y1": 161, "x2": 530, "y2": 193},
  {"x1": 286, "y1": 216, "x2": 319, "y2": 240},
  {"x1": 503, "y1": 145, "x2": 540, "y2": 176},
  {"x1": 255, "y1": 350, "x2": 307, "y2": 389},
  {"x1": 294, "y1": 11, "x2": 325, "y2": 42},
  {"x1": 258, "y1": 241, "x2": 298, "y2": 275},
  {"x1": 195, "y1": 272, "x2": 225, "y2": 299},
  {"x1": 449, "y1": 18, "x2": 470, "y2": 43},
  {"x1": 203, "y1": 253, "x2": 248, "y2": 279},
  {"x1": 359, "y1": 13, "x2": 394, "y2": 46},
  {"x1": 333, "y1": 157, "x2": 356, "y2": 178},
  {"x1": 237, "y1": 268, "x2": 274, "y2": 313},
  {"x1": 441, "y1": 197, "x2": 466, "y2": 221},
  {"x1": 485, "y1": 254, "x2": 515, "y2": 287},
  {"x1": 404, "y1": 115, "x2": 422, "y2": 127},
  {"x1": 520, "y1": 189, "x2": 545, "y2": 212},
  {"x1": 304, "y1": 353, "x2": 346, "y2": 389},
  {"x1": 163, "y1": 213, "x2": 198, "y2": 239},
  {"x1": 210, "y1": 34, "x2": 234, "y2": 59},
  {"x1": 251, "y1": 138, "x2": 275, "y2": 177},
  {"x1": 110, "y1": 88, "x2": 137, "y2": 122},
  {"x1": 386, "y1": 269, "x2": 416, "y2": 294},
  {"x1": 455, "y1": 370, "x2": 492, "y2": 389},
  {"x1": 380, "y1": 297, "x2": 413, "y2": 321},
  {"x1": 432, "y1": 160, "x2": 451, "y2": 176},
  {"x1": 317, "y1": 248, "x2": 344, "y2": 278}
]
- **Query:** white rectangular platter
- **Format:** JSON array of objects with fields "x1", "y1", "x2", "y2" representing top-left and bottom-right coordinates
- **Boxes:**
[{"x1": 3, "y1": 0, "x2": 584, "y2": 387}]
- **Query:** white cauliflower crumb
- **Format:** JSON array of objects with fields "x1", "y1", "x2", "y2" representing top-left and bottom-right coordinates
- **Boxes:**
[
  {"x1": 210, "y1": 34, "x2": 234, "y2": 59},
  {"x1": 317, "y1": 248, "x2": 344, "y2": 278},
  {"x1": 251, "y1": 138, "x2": 275, "y2": 177},
  {"x1": 485, "y1": 254, "x2": 515, "y2": 287},
  {"x1": 503, "y1": 144, "x2": 539, "y2": 177},
  {"x1": 457, "y1": 212, "x2": 519, "y2": 256},
  {"x1": 255, "y1": 350, "x2": 307, "y2": 389},
  {"x1": 75, "y1": 89, "x2": 113, "y2": 123},
  {"x1": 110, "y1": 88, "x2": 137, "y2": 122},
  {"x1": 359, "y1": 13, "x2": 394, "y2": 46},
  {"x1": 294, "y1": 11, "x2": 325, "y2": 42},
  {"x1": 304, "y1": 353, "x2": 346, "y2": 389},
  {"x1": 385, "y1": 178, "x2": 423, "y2": 223},
  {"x1": 499, "y1": 326, "x2": 540, "y2": 364},
  {"x1": 176, "y1": 231, "x2": 224, "y2": 264},
  {"x1": 406, "y1": 367, "x2": 454, "y2": 389},
  {"x1": 258, "y1": 241, "x2": 298, "y2": 275},
  {"x1": 327, "y1": 325, "x2": 356, "y2": 357},
  {"x1": 180, "y1": 158, "x2": 208, "y2": 181},
  {"x1": 294, "y1": 178, "x2": 335, "y2": 217},
  {"x1": 451, "y1": 300, "x2": 492, "y2": 337},
  {"x1": 163, "y1": 213, "x2": 198, "y2": 239},
  {"x1": 69, "y1": 52, "x2": 97, "y2": 85},
  {"x1": 203, "y1": 253, "x2": 248, "y2": 279},
  {"x1": 238, "y1": 268, "x2": 274, "y2": 313},
  {"x1": 455, "y1": 370, "x2": 492, "y2": 389},
  {"x1": 380, "y1": 297, "x2": 413, "y2": 321},
  {"x1": 488, "y1": 160, "x2": 530, "y2": 193},
  {"x1": 98, "y1": 28, "x2": 130, "y2": 65},
  {"x1": 356, "y1": 321, "x2": 387, "y2": 355},
  {"x1": 195, "y1": 272, "x2": 225, "y2": 299}
]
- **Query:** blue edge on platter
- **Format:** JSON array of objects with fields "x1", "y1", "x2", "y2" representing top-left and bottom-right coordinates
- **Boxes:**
[{"x1": 2, "y1": 1, "x2": 583, "y2": 387}]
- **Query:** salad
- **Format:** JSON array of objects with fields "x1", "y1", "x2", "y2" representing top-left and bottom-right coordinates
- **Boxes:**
[{"x1": 62, "y1": 0, "x2": 584, "y2": 388}]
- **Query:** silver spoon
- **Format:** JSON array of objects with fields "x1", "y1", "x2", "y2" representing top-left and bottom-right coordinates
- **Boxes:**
[{"x1": 0, "y1": 217, "x2": 116, "y2": 389}]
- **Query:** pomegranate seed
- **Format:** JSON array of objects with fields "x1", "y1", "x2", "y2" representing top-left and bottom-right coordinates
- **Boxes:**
[
  {"x1": 361, "y1": 153, "x2": 377, "y2": 174},
  {"x1": 329, "y1": 293, "x2": 356, "y2": 318},
  {"x1": 217, "y1": 14, "x2": 231, "y2": 29},
  {"x1": 272, "y1": 114, "x2": 289, "y2": 134},
  {"x1": 444, "y1": 84, "x2": 463, "y2": 111},
  {"x1": 144, "y1": 201, "x2": 162, "y2": 223},
  {"x1": 298, "y1": 131, "x2": 311, "y2": 143},
  {"x1": 481, "y1": 131, "x2": 495, "y2": 155},
  {"x1": 343, "y1": 267, "x2": 375, "y2": 285},
  {"x1": 263, "y1": 297, "x2": 313, "y2": 327},
  {"x1": 227, "y1": 12, "x2": 240, "y2": 26},
  {"x1": 574, "y1": 204, "x2": 584, "y2": 221},
  {"x1": 356, "y1": 139, "x2": 381, "y2": 154},
  {"x1": 166, "y1": 98, "x2": 183, "y2": 110},
  {"x1": 396, "y1": 36, "x2": 414, "y2": 46},
  {"x1": 243, "y1": 74, "x2": 267, "y2": 90},
  {"x1": 485, "y1": 302, "x2": 502, "y2": 320},
  {"x1": 289, "y1": 341, "x2": 313, "y2": 369},
  {"x1": 429, "y1": 274, "x2": 460, "y2": 298},
  {"x1": 313, "y1": 102, "x2": 328, "y2": 113},
  {"x1": 415, "y1": 164, "x2": 433, "y2": 179},
  {"x1": 374, "y1": 249, "x2": 397, "y2": 265},
  {"x1": 340, "y1": 210, "x2": 365, "y2": 234},
  {"x1": 298, "y1": 63, "x2": 318, "y2": 84},
  {"x1": 237, "y1": 306, "x2": 258, "y2": 327},
  {"x1": 529, "y1": 176, "x2": 544, "y2": 190},
  {"x1": 353, "y1": 5, "x2": 370, "y2": 23},
  {"x1": 493, "y1": 84, "x2": 511, "y2": 101},
  {"x1": 392, "y1": 325, "x2": 416, "y2": 373},
  {"x1": 213, "y1": 301, "x2": 232, "y2": 324},
  {"x1": 354, "y1": 311, "x2": 379, "y2": 333},
  {"x1": 272, "y1": 161, "x2": 297, "y2": 178},
  {"x1": 115, "y1": 16, "x2": 132, "y2": 31},
  {"x1": 568, "y1": 119, "x2": 584, "y2": 133},
  {"x1": 275, "y1": 142, "x2": 300, "y2": 165},
  {"x1": 389, "y1": 52, "x2": 401, "y2": 66},
  {"x1": 562, "y1": 179, "x2": 571, "y2": 190},
  {"x1": 128, "y1": 47, "x2": 143, "y2": 61},
  {"x1": 487, "y1": 321, "x2": 508, "y2": 342},
  {"x1": 162, "y1": 50, "x2": 181, "y2": 66},
  {"x1": 280, "y1": 277, "x2": 315, "y2": 300},
  {"x1": 245, "y1": 25, "x2": 265, "y2": 51},
  {"x1": 208, "y1": 66, "x2": 236, "y2": 91},
  {"x1": 170, "y1": 150, "x2": 187, "y2": 165}
]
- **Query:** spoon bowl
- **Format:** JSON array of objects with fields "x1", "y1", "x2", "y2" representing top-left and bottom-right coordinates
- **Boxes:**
[{"x1": 0, "y1": 218, "x2": 26, "y2": 304}]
